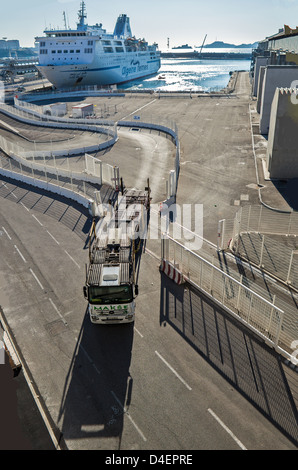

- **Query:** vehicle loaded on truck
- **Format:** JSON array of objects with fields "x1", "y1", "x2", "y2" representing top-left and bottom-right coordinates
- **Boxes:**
[{"x1": 84, "y1": 183, "x2": 151, "y2": 324}]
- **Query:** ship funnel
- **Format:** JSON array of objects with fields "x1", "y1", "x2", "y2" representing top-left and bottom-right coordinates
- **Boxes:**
[{"x1": 113, "y1": 14, "x2": 132, "y2": 38}]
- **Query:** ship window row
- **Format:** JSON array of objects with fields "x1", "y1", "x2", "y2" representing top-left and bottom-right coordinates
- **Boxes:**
[
  {"x1": 49, "y1": 49, "x2": 94, "y2": 54},
  {"x1": 51, "y1": 49, "x2": 81, "y2": 54},
  {"x1": 46, "y1": 32, "x2": 87, "y2": 37}
]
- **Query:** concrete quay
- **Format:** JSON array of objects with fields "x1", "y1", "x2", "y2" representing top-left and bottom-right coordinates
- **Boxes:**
[
  {"x1": 30, "y1": 70, "x2": 294, "y2": 242},
  {"x1": 0, "y1": 72, "x2": 297, "y2": 450}
]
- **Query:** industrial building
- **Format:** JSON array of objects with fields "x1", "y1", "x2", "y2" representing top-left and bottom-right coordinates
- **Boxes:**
[
  {"x1": 252, "y1": 25, "x2": 298, "y2": 179},
  {"x1": 267, "y1": 87, "x2": 298, "y2": 179},
  {"x1": 0, "y1": 39, "x2": 20, "y2": 51}
]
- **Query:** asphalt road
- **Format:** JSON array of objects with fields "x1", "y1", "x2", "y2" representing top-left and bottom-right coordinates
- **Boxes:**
[
  {"x1": 0, "y1": 73, "x2": 297, "y2": 450},
  {"x1": 0, "y1": 179, "x2": 297, "y2": 450}
]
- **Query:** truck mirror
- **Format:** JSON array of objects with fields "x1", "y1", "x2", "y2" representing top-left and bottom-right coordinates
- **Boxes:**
[
  {"x1": 83, "y1": 286, "x2": 88, "y2": 299},
  {"x1": 135, "y1": 285, "x2": 139, "y2": 296}
]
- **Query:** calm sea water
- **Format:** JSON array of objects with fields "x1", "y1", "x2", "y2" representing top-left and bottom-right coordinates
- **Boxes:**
[{"x1": 119, "y1": 50, "x2": 251, "y2": 92}]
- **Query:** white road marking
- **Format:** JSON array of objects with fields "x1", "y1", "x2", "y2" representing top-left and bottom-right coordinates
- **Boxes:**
[
  {"x1": 32, "y1": 214, "x2": 43, "y2": 226},
  {"x1": 49, "y1": 298, "x2": 67, "y2": 326},
  {"x1": 14, "y1": 245, "x2": 27, "y2": 263},
  {"x1": 29, "y1": 268, "x2": 44, "y2": 290},
  {"x1": 20, "y1": 202, "x2": 30, "y2": 212},
  {"x1": 47, "y1": 230, "x2": 60, "y2": 245},
  {"x1": 64, "y1": 250, "x2": 80, "y2": 268},
  {"x1": 208, "y1": 408, "x2": 247, "y2": 450},
  {"x1": 74, "y1": 338, "x2": 102, "y2": 377},
  {"x1": 111, "y1": 390, "x2": 147, "y2": 442},
  {"x1": 155, "y1": 350, "x2": 192, "y2": 391},
  {"x1": 121, "y1": 99, "x2": 156, "y2": 120},
  {"x1": 2, "y1": 226, "x2": 11, "y2": 240},
  {"x1": 134, "y1": 327, "x2": 144, "y2": 338}
]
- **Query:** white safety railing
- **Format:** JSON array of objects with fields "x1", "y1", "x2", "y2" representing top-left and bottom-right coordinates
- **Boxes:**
[
  {"x1": 0, "y1": 152, "x2": 95, "y2": 209},
  {"x1": 0, "y1": 101, "x2": 118, "y2": 152},
  {"x1": 235, "y1": 232, "x2": 298, "y2": 289},
  {"x1": 161, "y1": 235, "x2": 297, "y2": 361},
  {"x1": 218, "y1": 205, "x2": 298, "y2": 289}
]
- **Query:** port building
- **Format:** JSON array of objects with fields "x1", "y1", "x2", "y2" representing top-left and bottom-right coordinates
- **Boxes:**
[{"x1": 252, "y1": 25, "x2": 298, "y2": 179}]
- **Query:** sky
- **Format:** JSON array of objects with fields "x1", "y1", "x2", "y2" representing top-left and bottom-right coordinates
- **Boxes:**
[{"x1": 1, "y1": 0, "x2": 298, "y2": 50}]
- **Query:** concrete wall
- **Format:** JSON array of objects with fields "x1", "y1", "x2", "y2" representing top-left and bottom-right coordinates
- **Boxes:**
[
  {"x1": 253, "y1": 56, "x2": 270, "y2": 97},
  {"x1": 267, "y1": 87, "x2": 298, "y2": 179},
  {"x1": 256, "y1": 66, "x2": 266, "y2": 113},
  {"x1": 259, "y1": 65, "x2": 298, "y2": 134}
]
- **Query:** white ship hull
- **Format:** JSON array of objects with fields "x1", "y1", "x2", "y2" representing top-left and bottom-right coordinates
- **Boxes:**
[
  {"x1": 38, "y1": 53, "x2": 161, "y2": 88},
  {"x1": 35, "y1": 3, "x2": 161, "y2": 89}
]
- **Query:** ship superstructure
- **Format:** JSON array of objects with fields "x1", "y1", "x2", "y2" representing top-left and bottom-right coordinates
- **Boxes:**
[{"x1": 35, "y1": 1, "x2": 161, "y2": 88}]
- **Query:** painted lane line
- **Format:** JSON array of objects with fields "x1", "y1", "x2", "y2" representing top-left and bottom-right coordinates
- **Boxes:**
[
  {"x1": 49, "y1": 298, "x2": 67, "y2": 326},
  {"x1": 32, "y1": 214, "x2": 43, "y2": 226},
  {"x1": 20, "y1": 202, "x2": 30, "y2": 212},
  {"x1": 111, "y1": 390, "x2": 147, "y2": 442},
  {"x1": 47, "y1": 230, "x2": 60, "y2": 245},
  {"x1": 155, "y1": 351, "x2": 192, "y2": 391},
  {"x1": 208, "y1": 408, "x2": 247, "y2": 450},
  {"x1": 121, "y1": 99, "x2": 157, "y2": 120},
  {"x1": 14, "y1": 245, "x2": 27, "y2": 263},
  {"x1": 134, "y1": 327, "x2": 144, "y2": 338},
  {"x1": 74, "y1": 338, "x2": 102, "y2": 377},
  {"x1": 64, "y1": 250, "x2": 80, "y2": 269},
  {"x1": 29, "y1": 268, "x2": 44, "y2": 290},
  {"x1": 2, "y1": 226, "x2": 11, "y2": 240}
]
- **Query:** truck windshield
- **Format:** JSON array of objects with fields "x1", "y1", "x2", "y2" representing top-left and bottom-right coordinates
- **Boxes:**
[{"x1": 88, "y1": 285, "x2": 133, "y2": 304}]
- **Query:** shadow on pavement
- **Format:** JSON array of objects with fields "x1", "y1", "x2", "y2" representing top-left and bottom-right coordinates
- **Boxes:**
[
  {"x1": 57, "y1": 310, "x2": 134, "y2": 448},
  {"x1": 159, "y1": 272, "x2": 298, "y2": 446},
  {"x1": 272, "y1": 178, "x2": 298, "y2": 211}
]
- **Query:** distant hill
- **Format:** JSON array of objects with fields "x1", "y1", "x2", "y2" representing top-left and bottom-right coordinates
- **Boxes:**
[{"x1": 203, "y1": 40, "x2": 258, "y2": 49}]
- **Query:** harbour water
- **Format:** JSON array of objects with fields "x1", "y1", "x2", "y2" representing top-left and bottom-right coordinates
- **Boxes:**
[{"x1": 119, "y1": 54, "x2": 252, "y2": 92}]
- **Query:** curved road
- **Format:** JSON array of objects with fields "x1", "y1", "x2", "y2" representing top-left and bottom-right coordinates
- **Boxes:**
[
  {"x1": 0, "y1": 179, "x2": 296, "y2": 450},
  {"x1": 0, "y1": 85, "x2": 297, "y2": 450}
]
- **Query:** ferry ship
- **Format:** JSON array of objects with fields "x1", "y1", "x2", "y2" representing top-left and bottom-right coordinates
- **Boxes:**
[{"x1": 35, "y1": 2, "x2": 161, "y2": 88}]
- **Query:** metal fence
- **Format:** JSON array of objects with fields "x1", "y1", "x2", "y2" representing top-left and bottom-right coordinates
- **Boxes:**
[
  {"x1": 218, "y1": 205, "x2": 298, "y2": 289},
  {"x1": 162, "y1": 234, "x2": 297, "y2": 361},
  {"x1": 0, "y1": 151, "x2": 96, "y2": 205},
  {"x1": 235, "y1": 232, "x2": 298, "y2": 289}
]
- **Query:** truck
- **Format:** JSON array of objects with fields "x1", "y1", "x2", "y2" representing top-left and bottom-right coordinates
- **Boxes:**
[{"x1": 83, "y1": 184, "x2": 151, "y2": 324}]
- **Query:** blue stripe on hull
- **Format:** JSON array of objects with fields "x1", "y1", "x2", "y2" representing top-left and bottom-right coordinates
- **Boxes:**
[{"x1": 61, "y1": 65, "x2": 121, "y2": 73}]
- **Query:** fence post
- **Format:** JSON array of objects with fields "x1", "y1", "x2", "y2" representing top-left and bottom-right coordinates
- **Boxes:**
[
  {"x1": 267, "y1": 294, "x2": 276, "y2": 338},
  {"x1": 259, "y1": 234, "x2": 265, "y2": 268},
  {"x1": 217, "y1": 220, "x2": 223, "y2": 252},
  {"x1": 236, "y1": 275, "x2": 243, "y2": 311},
  {"x1": 275, "y1": 311, "x2": 284, "y2": 348},
  {"x1": 286, "y1": 251, "x2": 294, "y2": 284},
  {"x1": 210, "y1": 256, "x2": 215, "y2": 293},
  {"x1": 222, "y1": 276, "x2": 226, "y2": 305},
  {"x1": 247, "y1": 290, "x2": 253, "y2": 324}
]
